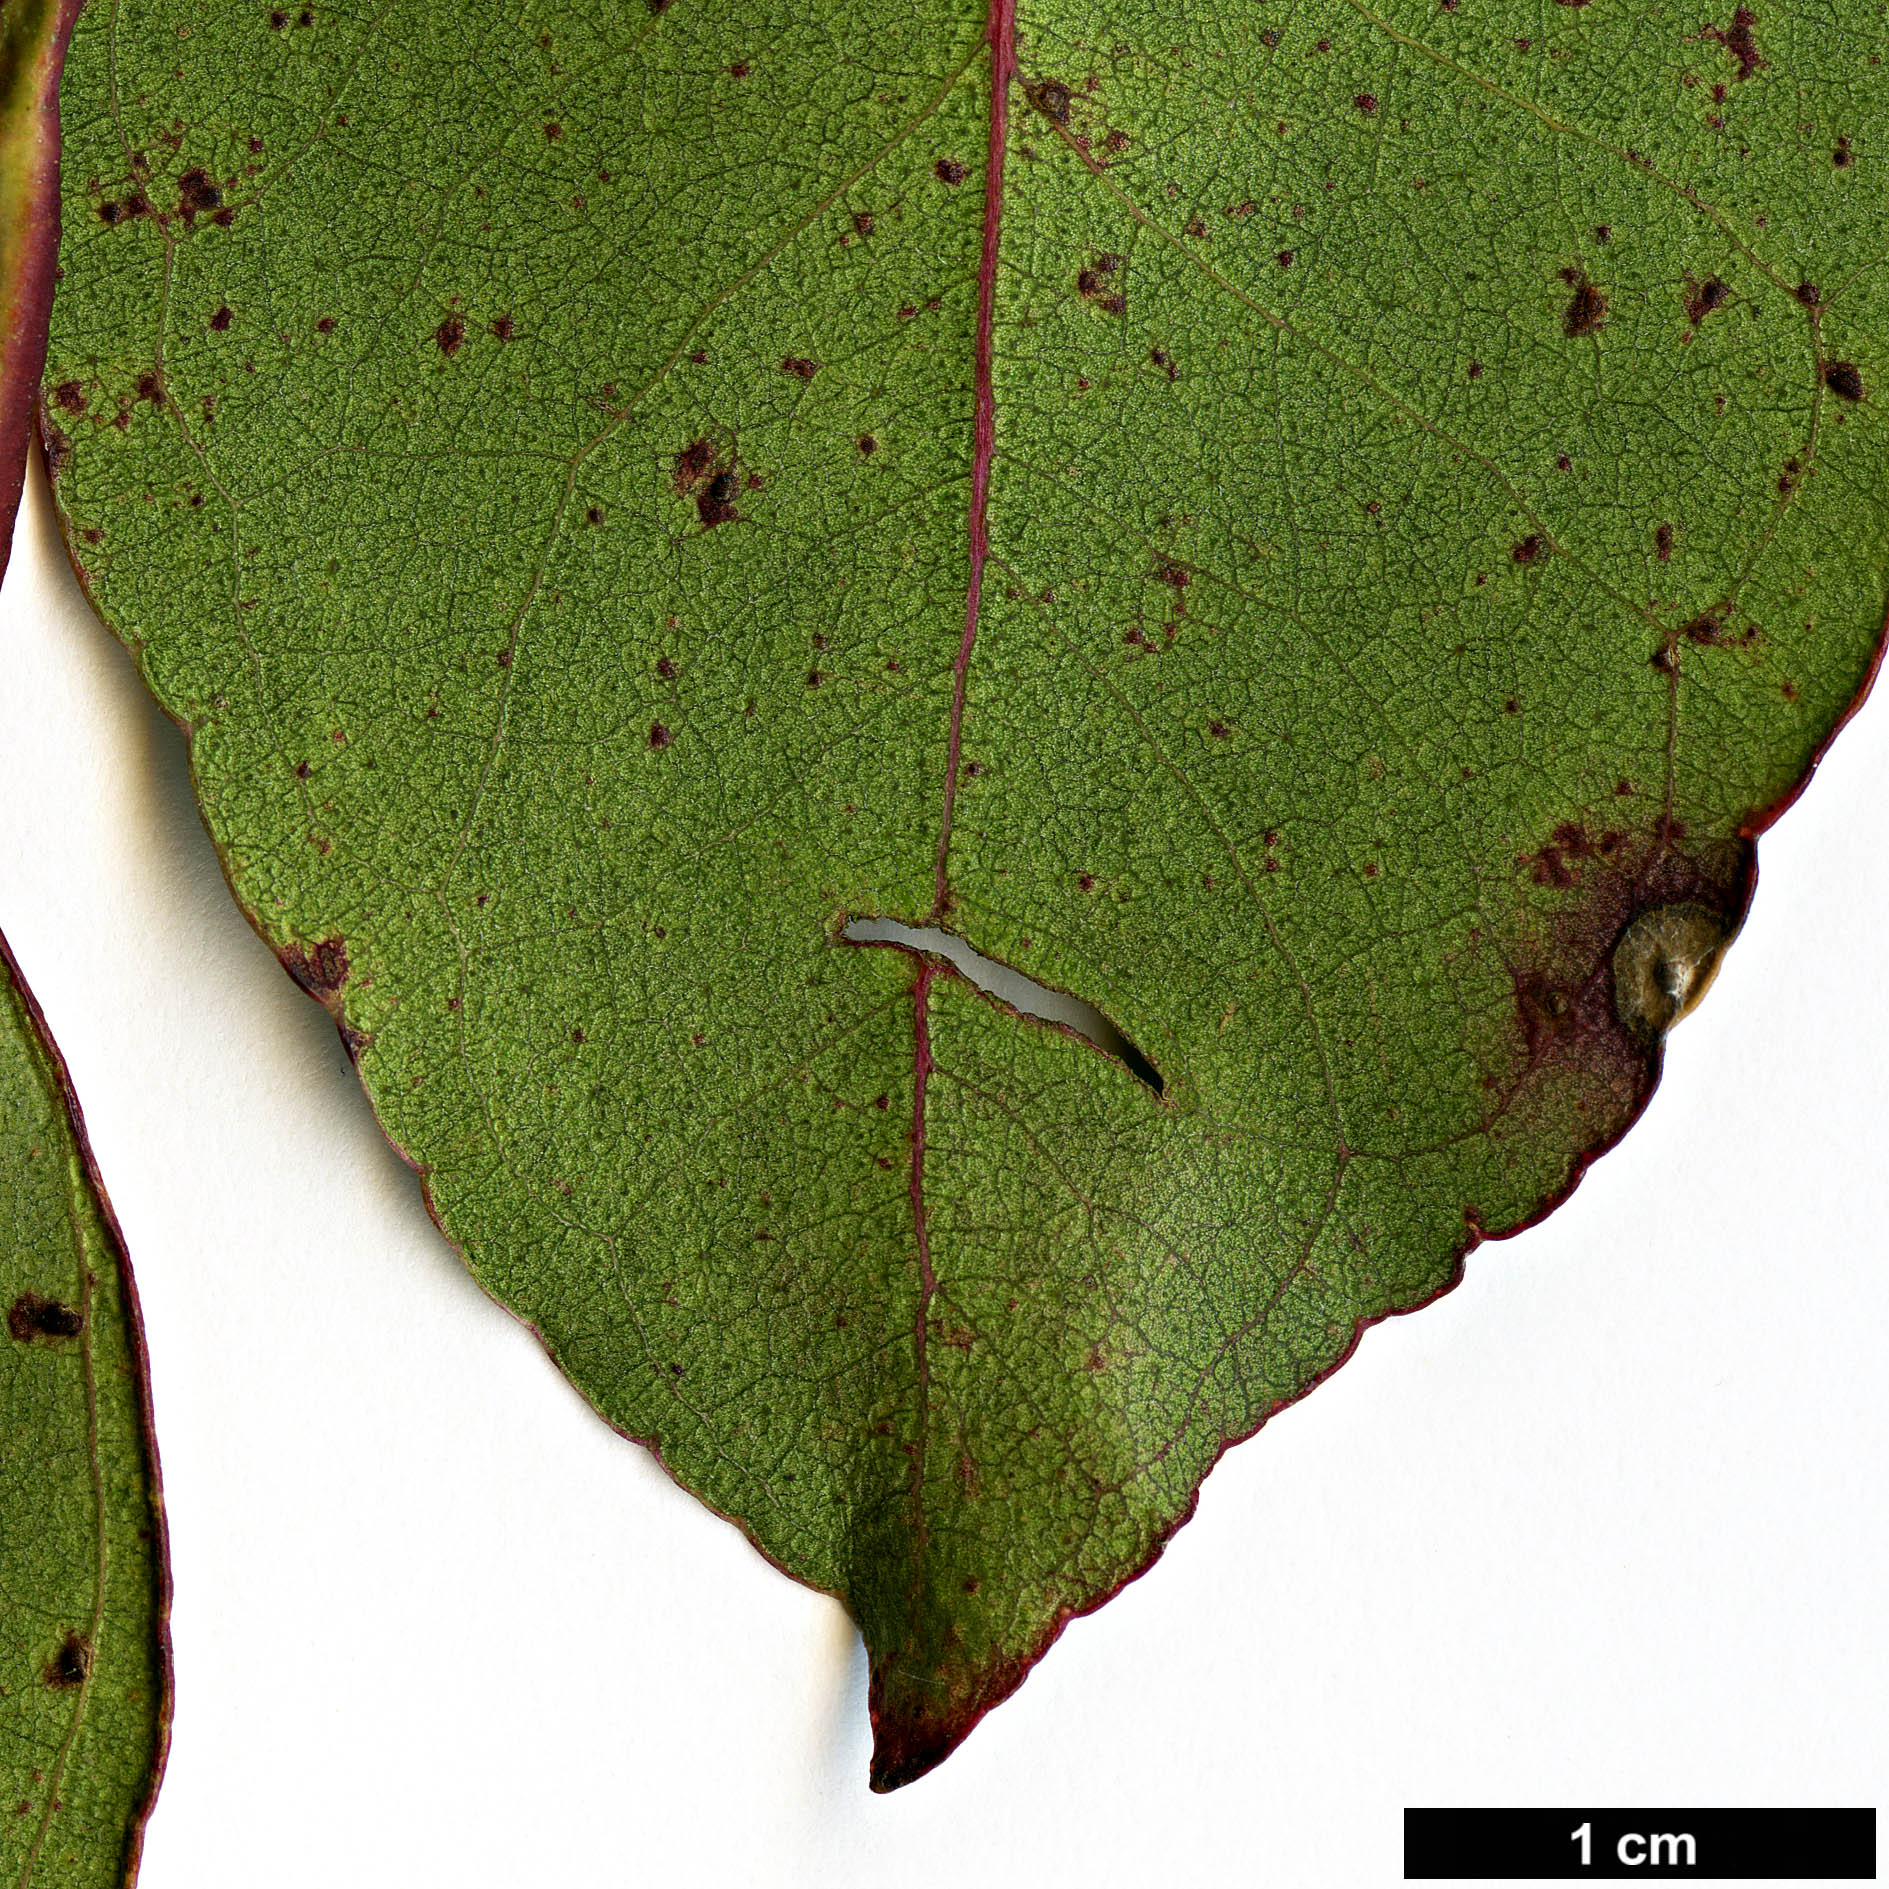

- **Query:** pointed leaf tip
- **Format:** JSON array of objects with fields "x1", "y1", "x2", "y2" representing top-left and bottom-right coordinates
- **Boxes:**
[
  {"x1": 868, "y1": 1718, "x2": 957, "y2": 1795},
  {"x1": 866, "y1": 1638, "x2": 1044, "y2": 1790},
  {"x1": 867, "y1": 1670, "x2": 983, "y2": 1793}
]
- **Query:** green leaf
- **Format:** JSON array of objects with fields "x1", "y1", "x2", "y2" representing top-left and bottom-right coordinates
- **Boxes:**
[
  {"x1": 0, "y1": 0, "x2": 170, "y2": 1865},
  {"x1": 0, "y1": 937, "x2": 170, "y2": 1881},
  {"x1": 42, "y1": 0, "x2": 1886, "y2": 1785},
  {"x1": 0, "y1": 0, "x2": 79, "y2": 534}
]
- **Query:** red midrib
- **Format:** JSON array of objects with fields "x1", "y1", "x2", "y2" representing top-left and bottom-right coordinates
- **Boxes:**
[
  {"x1": 906, "y1": 0, "x2": 1015, "y2": 1599},
  {"x1": 930, "y1": 0, "x2": 1015, "y2": 923}
]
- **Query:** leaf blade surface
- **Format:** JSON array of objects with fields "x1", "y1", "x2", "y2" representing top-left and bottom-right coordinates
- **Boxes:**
[
  {"x1": 42, "y1": 0, "x2": 1888, "y2": 1783},
  {"x1": 0, "y1": 937, "x2": 171, "y2": 1883}
]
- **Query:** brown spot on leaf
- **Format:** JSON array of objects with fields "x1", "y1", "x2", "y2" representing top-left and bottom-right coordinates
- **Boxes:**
[
  {"x1": 1077, "y1": 253, "x2": 1126, "y2": 315},
  {"x1": 1030, "y1": 80, "x2": 1072, "y2": 124},
  {"x1": 435, "y1": 315, "x2": 464, "y2": 356},
  {"x1": 1354, "y1": 93, "x2": 1378, "y2": 114},
  {"x1": 780, "y1": 356, "x2": 819, "y2": 380},
  {"x1": 934, "y1": 158, "x2": 969, "y2": 185},
  {"x1": 52, "y1": 381, "x2": 85, "y2": 413},
  {"x1": 176, "y1": 168, "x2": 222, "y2": 220},
  {"x1": 1685, "y1": 276, "x2": 1730, "y2": 324},
  {"x1": 284, "y1": 935, "x2": 349, "y2": 998},
  {"x1": 315, "y1": 315, "x2": 335, "y2": 334},
  {"x1": 648, "y1": 722, "x2": 671, "y2": 749},
  {"x1": 1527, "y1": 822, "x2": 1622, "y2": 889},
  {"x1": 1703, "y1": 6, "x2": 1764, "y2": 82},
  {"x1": 9, "y1": 1294, "x2": 84, "y2": 1343},
  {"x1": 1655, "y1": 522, "x2": 1675, "y2": 561},
  {"x1": 45, "y1": 1634, "x2": 91, "y2": 1689},
  {"x1": 672, "y1": 437, "x2": 743, "y2": 526},
  {"x1": 698, "y1": 470, "x2": 739, "y2": 528},
  {"x1": 1823, "y1": 360, "x2": 1865, "y2": 402},
  {"x1": 1795, "y1": 280, "x2": 1821, "y2": 309},
  {"x1": 1561, "y1": 271, "x2": 1608, "y2": 337},
  {"x1": 1680, "y1": 602, "x2": 1731, "y2": 647},
  {"x1": 210, "y1": 304, "x2": 232, "y2": 330},
  {"x1": 1511, "y1": 535, "x2": 1547, "y2": 564},
  {"x1": 673, "y1": 437, "x2": 715, "y2": 492},
  {"x1": 857, "y1": 434, "x2": 878, "y2": 455},
  {"x1": 490, "y1": 314, "x2": 513, "y2": 339}
]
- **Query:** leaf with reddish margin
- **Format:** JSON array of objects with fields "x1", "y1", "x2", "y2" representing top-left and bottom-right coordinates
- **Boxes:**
[
  {"x1": 0, "y1": 0, "x2": 80, "y2": 548},
  {"x1": 0, "y1": 4, "x2": 171, "y2": 1871},
  {"x1": 39, "y1": 0, "x2": 1889, "y2": 1786},
  {"x1": 0, "y1": 931, "x2": 172, "y2": 1884}
]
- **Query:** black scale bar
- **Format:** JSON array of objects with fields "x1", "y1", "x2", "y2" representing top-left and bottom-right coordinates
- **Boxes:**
[{"x1": 1405, "y1": 1808, "x2": 1876, "y2": 1880}]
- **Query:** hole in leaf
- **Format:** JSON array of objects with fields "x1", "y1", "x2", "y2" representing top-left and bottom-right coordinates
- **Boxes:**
[{"x1": 842, "y1": 917, "x2": 1164, "y2": 1096}]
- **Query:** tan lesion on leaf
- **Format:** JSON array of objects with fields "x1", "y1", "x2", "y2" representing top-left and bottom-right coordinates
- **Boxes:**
[{"x1": 1612, "y1": 902, "x2": 1731, "y2": 1039}]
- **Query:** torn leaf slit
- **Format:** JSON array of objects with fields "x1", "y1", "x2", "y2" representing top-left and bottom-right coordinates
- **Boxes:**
[{"x1": 842, "y1": 917, "x2": 1164, "y2": 1096}]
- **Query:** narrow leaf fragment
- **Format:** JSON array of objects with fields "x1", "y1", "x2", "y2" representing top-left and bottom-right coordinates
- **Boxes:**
[
  {"x1": 0, "y1": 939, "x2": 171, "y2": 1883},
  {"x1": 41, "y1": 0, "x2": 1889, "y2": 1784},
  {"x1": 0, "y1": 0, "x2": 171, "y2": 1861},
  {"x1": 0, "y1": 0, "x2": 80, "y2": 524}
]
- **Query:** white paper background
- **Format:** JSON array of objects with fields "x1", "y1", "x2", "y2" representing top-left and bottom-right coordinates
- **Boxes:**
[{"x1": 0, "y1": 446, "x2": 1881, "y2": 1886}]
